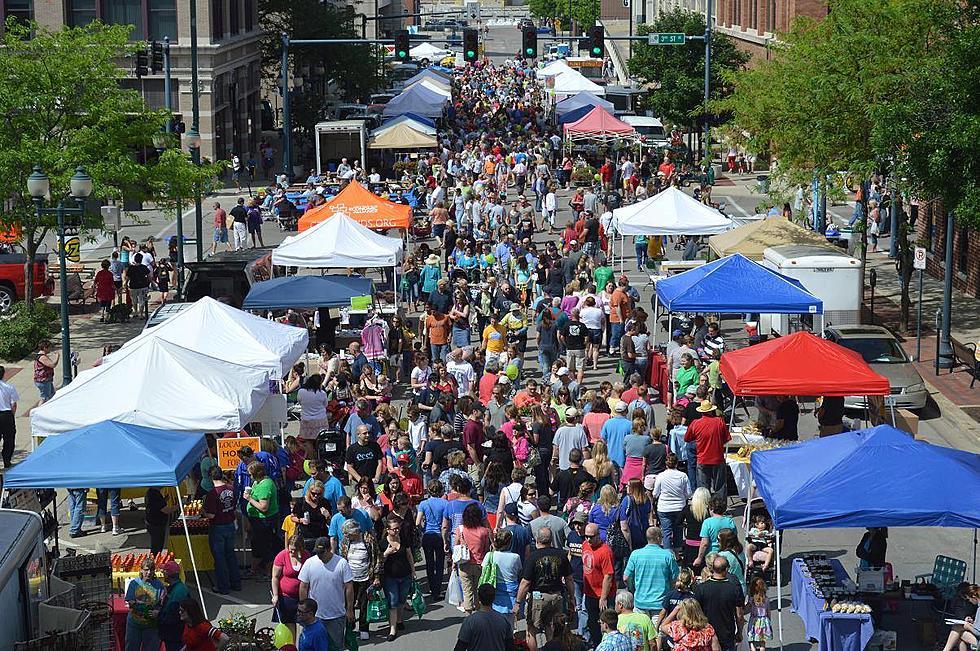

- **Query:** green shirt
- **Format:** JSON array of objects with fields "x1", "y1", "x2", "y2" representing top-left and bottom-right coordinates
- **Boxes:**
[
  {"x1": 246, "y1": 477, "x2": 279, "y2": 519},
  {"x1": 707, "y1": 360, "x2": 722, "y2": 389},
  {"x1": 593, "y1": 266, "x2": 613, "y2": 291},
  {"x1": 675, "y1": 365, "x2": 699, "y2": 395},
  {"x1": 618, "y1": 611, "x2": 657, "y2": 651},
  {"x1": 700, "y1": 515, "x2": 737, "y2": 552}
]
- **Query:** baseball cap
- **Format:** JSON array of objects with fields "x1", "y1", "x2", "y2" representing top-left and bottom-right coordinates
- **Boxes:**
[
  {"x1": 565, "y1": 407, "x2": 579, "y2": 418},
  {"x1": 570, "y1": 239, "x2": 578, "y2": 245},
  {"x1": 685, "y1": 385, "x2": 697, "y2": 396},
  {"x1": 497, "y1": 375, "x2": 511, "y2": 385},
  {"x1": 504, "y1": 502, "x2": 519, "y2": 517},
  {"x1": 314, "y1": 536, "x2": 330, "y2": 551},
  {"x1": 672, "y1": 329, "x2": 685, "y2": 338},
  {"x1": 161, "y1": 561, "x2": 181, "y2": 577},
  {"x1": 396, "y1": 452, "x2": 411, "y2": 464},
  {"x1": 614, "y1": 401, "x2": 628, "y2": 413},
  {"x1": 571, "y1": 512, "x2": 588, "y2": 524},
  {"x1": 556, "y1": 367, "x2": 569, "y2": 377}
]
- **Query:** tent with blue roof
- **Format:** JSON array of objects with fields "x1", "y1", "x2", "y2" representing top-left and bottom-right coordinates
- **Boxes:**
[
  {"x1": 555, "y1": 91, "x2": 613, "y2": 116},
  {"x1": 382, "y1": 84, "x2": 448, "y2": 118},
  {"x1": 244, "y1": 274, "x2": 374, "y2": 310}
]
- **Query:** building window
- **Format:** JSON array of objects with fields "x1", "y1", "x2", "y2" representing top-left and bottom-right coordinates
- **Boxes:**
[
  {"x1": 749, "y1": 0, "x2": 758, "y2": 30},
  {"x1": 148, "y1": 0, "x2": 176, "y2": 40},
  {"x1": 229, "y1": 0, "x2": 239, "y2": 34},
  {"x1": 958, "y1": 227, "x2": 970, "y2": 274},
  {"x1": 212, "y1": 0, "x2": 224, "y2": 41},
  {"x1": 104, "y1": 0, "x2": 144, "y2": 39},
  {"x1": 244, "y1": 0, "x2": 254, "y2": 31},
  {"x1": 2, "y1": 0, "x2": 33, "y2": 25},
  {"x1": 68, "y1": 0, "x2": 98, "y2": 27},
  {"x1": 733, "y1": 0, "x2": 741, "y2": 27}
]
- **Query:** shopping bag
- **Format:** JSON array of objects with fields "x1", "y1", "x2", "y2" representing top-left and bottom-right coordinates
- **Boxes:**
[
  {"x1": 345, "y1": 622, "x2": 360, "y2": 651},
  {"x1": 409, "y1": 580, "x2": 426, "y2": 620},
  {"x1": 446, "y1": 568, "x2": 464, "y2": 607},
  {"x1": 480, "y1": 551, "x2": 497, "y2": 587},
  {"x1": 366, "y1": 589, "x2": 389, "y2": 623}
]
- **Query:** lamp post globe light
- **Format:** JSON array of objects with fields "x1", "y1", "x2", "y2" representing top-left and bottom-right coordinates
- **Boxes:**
[{"x1": 27, "y1": 164, "x2": 94, "y2": 388}]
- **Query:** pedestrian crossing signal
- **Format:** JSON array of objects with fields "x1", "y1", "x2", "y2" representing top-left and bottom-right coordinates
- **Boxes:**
[
  {"x1": 463, "y1": 28, "x2": 479, "y2": 63},
  {"x1": 522, "y1": 26, "x2": 538, "y2": 58},
  {"x1": 394, "y1": 30, "x2": 410, "y2": 61}
]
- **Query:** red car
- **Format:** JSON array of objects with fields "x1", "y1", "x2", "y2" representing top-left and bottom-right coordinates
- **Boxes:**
[{"x1": 0, "y1": 250, "x2": 54, "y2": 312}]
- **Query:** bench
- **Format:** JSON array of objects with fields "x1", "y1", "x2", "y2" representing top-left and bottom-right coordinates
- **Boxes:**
[{"x1": 950, "y1": 337, "x2": 978, "y2": 388}]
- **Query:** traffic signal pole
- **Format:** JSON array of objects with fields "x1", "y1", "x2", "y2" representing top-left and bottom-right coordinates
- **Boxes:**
[{"x1": 703, "y1": 0, "x2": 713, "y2": 162}]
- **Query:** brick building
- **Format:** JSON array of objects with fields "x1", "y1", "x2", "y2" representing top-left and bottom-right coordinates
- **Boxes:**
[
  {"x1": 913, "y1": 200, "x2": 980, "y2": 299},
  {"x1": 3, "y1": 0, "x2": 264, "y2": 164}
]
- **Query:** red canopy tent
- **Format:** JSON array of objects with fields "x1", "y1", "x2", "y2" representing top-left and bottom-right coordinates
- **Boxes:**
[
  {"x1": 563, "y1": 107, "x2": 637, "y2": 144},
  {"x1": 719, "y1": 331, "x2": 891, "y2": 397}
]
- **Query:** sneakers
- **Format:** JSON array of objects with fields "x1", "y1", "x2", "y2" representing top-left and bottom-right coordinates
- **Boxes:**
[
  {"x1": 100, "y1": 524, "x2": 109, "y2": 533},
  {"x1": 111, "y1": 528, "x2": 121, "y2": 536}
]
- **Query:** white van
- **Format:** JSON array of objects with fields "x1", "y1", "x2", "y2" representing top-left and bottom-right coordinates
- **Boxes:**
[
  {"x1": 761, "y1": 244, "x2": 863, "y2": 335},
  {"x1": 620, "y1": 115, "x2": 667, "y2": 149}
]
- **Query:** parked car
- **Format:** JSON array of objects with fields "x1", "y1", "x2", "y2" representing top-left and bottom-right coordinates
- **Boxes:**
[
  {"x1": 143, "y1": 301, "x2": 194, "y2": 331},
  {"x1": 0, "y1": 250, "x2": 54, "y2": 313},
  {"x1": 823, "y1": 324, "x2": 928, "y2": 410}
]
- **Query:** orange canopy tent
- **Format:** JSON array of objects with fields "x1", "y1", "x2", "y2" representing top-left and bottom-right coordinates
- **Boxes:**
[{"x1": 298, "y1": 181, "x2": 412, "y2": 231}]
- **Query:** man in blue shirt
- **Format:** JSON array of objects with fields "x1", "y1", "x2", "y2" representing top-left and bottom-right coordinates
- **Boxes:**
[
  {"x1": 600, "y1": 402, "x2": 633, "y2": 469},
  {"x1": 623, "y1": 527, "x2": 679, "y2": 614},
  {"x1": 343, "y1": 399, "x2": 382, "y2": 444},
  {"x1": 302, "y1": 461, "x2": 345, "y2": 512},
  {"x1": 233, "y1": 444, "x2": 280, "y2": 513},
  {"x1": 297, "y1": 598, "x2": 330, "y2": 651},
  {"x1": 328, "y1": 496, "x2": 372, "y2": 553}
]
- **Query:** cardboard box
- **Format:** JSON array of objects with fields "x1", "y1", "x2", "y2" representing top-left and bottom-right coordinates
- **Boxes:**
[{"x1": 857, "y1": 567, "x2": 886, "y2": 593}]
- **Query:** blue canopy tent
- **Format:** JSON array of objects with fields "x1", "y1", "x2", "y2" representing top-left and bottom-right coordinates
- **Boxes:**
[
  {"x1": 382, "y1": 85, "x2": 447, "y2": 119},
  {"x1": 749, "y1": 425, "x2": 980, "y2": 644},
  {"x1": 555, "y1": 91, "x2": 614, "y2": 116},
  {"x1": 557, "y1": 104, "x2": 596, "y2": 125},
  {"x1": 1, "y1": 421, "x2": 211, "y2": 614},
  {"x1": 402, "y1": 69, "x2": 451, "y2": 89},
  {"x1": 380, "y1": 112, "x2": 437, "y2": 129},
  {"x1": 243, "y1": 274, "x2": 374, "y2": 310}
]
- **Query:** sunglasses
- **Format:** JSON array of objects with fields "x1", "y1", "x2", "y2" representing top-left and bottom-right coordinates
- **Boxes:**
[{"x1": 310, "y1": 490, "x2": 324, "y2": 496}]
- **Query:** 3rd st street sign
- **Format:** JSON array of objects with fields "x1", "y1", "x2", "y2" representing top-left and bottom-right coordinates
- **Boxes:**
[{"x1": 647, "y1": 32, "x2": 686, "y2": 45}]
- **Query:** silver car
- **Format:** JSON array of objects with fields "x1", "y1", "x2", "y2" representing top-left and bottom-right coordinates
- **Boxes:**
[{"x1": 823, "y1": 325, "x2": 928, "y2": 410}]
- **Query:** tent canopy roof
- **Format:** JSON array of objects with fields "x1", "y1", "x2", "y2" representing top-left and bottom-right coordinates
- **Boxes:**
[
  {"x1": 115, "y1": 296, "x2": 307, "y2": 376},
  {"x1": 382, "y1": 84, "x2": 447, "y2": 117},
  {"x1": 243, "y1": 274, "x2": 373, "y2": 310},
  {"x1": 552, "y1": 70, "x2": 606, "y2": 96},
  {"x1": 406, "y1": 78, "x2": 451, "y2": 97},
  {"x1": 563, "y1": 107, "x2": 634, "y2": 140},
  {"x1": 719, "y1": 330, "x2": 889, "y2": 396},
  {"x1": 656, "y1": 253, "x2": 823, "y2": 315},
  {"x1": 614, "y1": 187, "x2": 733, "y2": 236},
  {"x1": 4, "y1": 421, "x2": 206, "y2": 489},
  {"x1": 409, "y1": 42, "x2": 453, "y2": 60},
  {"x1": 403, "y1": 69, "x2": 452, "y2": 88},
  {"x1": 377, "y1": 114, "x2": 437, "y2": 134},
  {"x1": 708, "y1": 217, "x2": 833, "y2": 260},
  {"x1": 369, "y1": 122, "x2": 438, "y2": 149},
  {"x1": 30, "y1": 339, "x2": 270, "y2": 435},
  {"x1": 751, "y1": 425, "x2": 980, "y2": 529},
  {"x1": 298, "y1": 181, "x2": 412, "y2": 231},
  {"x1": 536, "y1": 59, "x2": 573, "y2": 79},
  {"x1": 278, "y1": 211, "x2": 405, "y2": 266},
  {"x1": 555, "y1": 91, "x2": 613, "y2": 116}
]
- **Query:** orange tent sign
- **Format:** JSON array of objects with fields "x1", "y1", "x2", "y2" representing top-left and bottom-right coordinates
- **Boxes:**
[
  {"x1": 298, "y1": 181, "x2": 412, "y2": 231},
  {"x1": 216, "y1": 436, "x2": 261, "y2": 470},
  {"x1": 0, "y1": 223, "x2": 22, "y2": 243}
]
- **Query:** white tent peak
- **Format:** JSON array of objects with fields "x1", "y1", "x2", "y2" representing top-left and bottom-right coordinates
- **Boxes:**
[
  {"x1": 273, "y1": 211, "x2": 404, "y2": 268},
  {"x1": 613, "y1": 186, "x2": 733, "y2": 236}
]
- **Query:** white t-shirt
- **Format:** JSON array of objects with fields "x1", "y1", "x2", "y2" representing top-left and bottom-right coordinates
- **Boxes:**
[
  {"x1": 346, "y1": 541, "x2": 371, "y2": 582},
  {"x1": 297, "y1": 553, "x2": 353, "y2": 620},
  {"x1": 446, "y1": 360, "x2": 475, "y2": 397},
  {"x1": 410, "y1": 366, "x2": 432, "y2": 396},
  {"x1": 544, "y1": 192, "x2": 557, "y2": 212},
  {"x1": 579, "y1": 306, "x2": 604, "y2": 331},
  {"x1": 652, "y1": 468, "x2": 692, "y2": 513},
  {"x1": 368, "y1": 173, "x2": 381, "y2": 183},
  {"x1": 298, "y1": 388, "x2": 328, "y2": 421},
  {"x1": 408, "y1": 417, "x2": 428, "y2": 451}
]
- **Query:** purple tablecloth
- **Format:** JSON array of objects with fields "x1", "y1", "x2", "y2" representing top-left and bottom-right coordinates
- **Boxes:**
[{"x1": 791, "y1": 558, "x2": 875, "y2": 651}]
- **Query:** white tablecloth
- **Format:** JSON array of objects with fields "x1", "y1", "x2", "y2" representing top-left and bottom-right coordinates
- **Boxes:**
[{"x1": 727, "y1": 457, "x2": 752, "y2": 499}]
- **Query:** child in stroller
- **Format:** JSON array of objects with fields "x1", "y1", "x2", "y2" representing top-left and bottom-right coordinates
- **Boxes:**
[{"x1": 744, "y1": 499, "x2": 778, "y2": 585}]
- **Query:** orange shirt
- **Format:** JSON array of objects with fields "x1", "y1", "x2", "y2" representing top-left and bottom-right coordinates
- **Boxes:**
[
  {"x1": 426, "y1": 314, "x2": 451, "y2": 345},
  {"x1": 609, "y1": 288, "x2": 632, "y2": 323}
]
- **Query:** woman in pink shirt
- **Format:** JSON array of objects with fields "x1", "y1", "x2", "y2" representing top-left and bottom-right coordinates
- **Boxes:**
[
  {"x1": 455, "y1": 503, "x2": 491, "y2": 613},
  {"x1": 583, "y1": 396, "x2": 611, "y2": 443}
]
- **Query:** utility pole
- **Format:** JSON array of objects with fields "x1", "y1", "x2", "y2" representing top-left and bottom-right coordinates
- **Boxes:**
[
  {"x1": 703, "y1": 0, "x2": 712, "y2": 162},
  {"x1": 938, "y1": 210, "x2": 955, "y2": 368},
  {"x1": 190, "y1": 0, "x2": 204, "y2": 262},
  {"x1": 281, "y1": 34, "x2": 292, "y2": 181}
]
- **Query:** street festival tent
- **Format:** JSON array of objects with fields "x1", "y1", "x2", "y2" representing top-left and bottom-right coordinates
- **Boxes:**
[
  {"x1": 402, "y1": 69, "x2": 452, "y2": 88},
  {"x1": 614, "y1": 186, "x2": 733, "y2": 236},
  {"x1": 1, "y1": 421, "x2": 212, "y2": 615},
  {"x1": 368, "y1": 122, "x2": 438, "y2": 150},
  {"x1": 113, "y1": 296, "x2": 308, "y2": 377},
  {"x1": 558, "y1": 104, "x2": 604, "y2": 126},
  {"x1": 536, "y1": 59, "x2": 573, "y2": 79},
  {"x1": 409, "y1": 42, "x2": 453, "y2": 61},
  {"x1": 298, "y1": 180, "x2": 412, "y2": 231},
  {"x1": 382, "y1": 84, "x2": 448, "y2": 119},
  {"x1": 30, "y1": 339, "x2": 270, "y2": 435},
  {"x1": 552, "y1": 69, "x2": 606, "y2": 96},
  {"x1": 243, "y1": 274, "x2": 375, "y2": 310},
  {"x1": 554, "y1": 91, "x2": 614, "y2": 116},
  {"x1": 652, "y1": 254, "x2": 823, "y2": 346},
  {"x1": 749, "y1": 425, "x2": 980, "y2": 644},
  {"x1": 708, "y1": 217, "x2": 833, "y2": 260},
  {"x1": 281, "y1": 211, "x2": 404, "y2": 266},
  {"x1": 563, "y1": 107, "x2": 635, "y2": 144},
  {"x1": 719, "y1": 330, "x2": 890, "y2": 398},
  {"x1": 377, "y1": 114, "x2": 438, "y2": 135},
  {"x1": 406, "y1": 78, "x2": 451, "y2": 98}
]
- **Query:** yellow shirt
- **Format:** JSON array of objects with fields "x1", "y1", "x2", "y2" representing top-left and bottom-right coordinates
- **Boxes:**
[{"x1": 483, "y1": 324, "x2": 507, "y2": 353}]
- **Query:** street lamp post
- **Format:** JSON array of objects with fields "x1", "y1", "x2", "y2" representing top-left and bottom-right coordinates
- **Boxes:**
[
  {"x1": 153, "y1": 132, "x2": 184, "y2": 298},
  {"x1": 189, "y1": 0, "x2": 204, "y2": 262},
  {"x1": 27, "y1": 165, "x2": 94, "y2": 389},
  {"x1": 187, "y1": 126, "x2": 202, "y2": 272}
]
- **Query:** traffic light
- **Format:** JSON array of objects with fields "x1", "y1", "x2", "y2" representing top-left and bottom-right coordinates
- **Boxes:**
[
  {"x1": 521, "y1": 26, "x2": 538, "y2": 58},
  {"x1": 394, "y1": 30, "x2": 410, "y2": 62},
  {"x1": 150, "y1": 41, "x2": 164, "y2": 73},
  {"x1": 463, "y1": 28, "x2": 479, "y2": 63},
  {"x1": 135, "y1": 49, "x2": 149, "y2": 78},
  {"x1": 587, "y1": 25, "x2": 604, "y2": 58}
]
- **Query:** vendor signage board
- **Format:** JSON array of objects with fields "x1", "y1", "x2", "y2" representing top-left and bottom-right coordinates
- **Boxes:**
[{"x1": 216, "y1": 436, "x2": 261, "y2": 470}]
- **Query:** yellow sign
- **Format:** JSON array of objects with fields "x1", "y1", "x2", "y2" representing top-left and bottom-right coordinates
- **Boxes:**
[
  {"x1": 216, "y1": 436, "x2": 261, "y2": 471},
  {"x1": 61, "y1": 237, "x2": 81, "y2": 263}
]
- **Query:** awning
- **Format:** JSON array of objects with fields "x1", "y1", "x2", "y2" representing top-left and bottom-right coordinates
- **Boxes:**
[
  {"x1": 613, "y1": 187, "x2": 732, "y2": 236},
  {"x1": 298, "y1": 180, "x2": 412, "y2": 230},
  {"x1": 369, "y1": 122, "x2": 438, "y2": 149},
  {"x1": 563, "y1": 107, "x2": 634, "y2": 142},
  {"x1": 275, "y1": 212, "x2": 404, "y2": 267},
  {"x1": 243, "y1": 275, "x2": 374, "y2": 310}
]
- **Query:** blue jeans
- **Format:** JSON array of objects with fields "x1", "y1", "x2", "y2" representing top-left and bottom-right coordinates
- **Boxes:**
[
  {"x1": 635, "y1": 243, "x2": 647, "y2": 269},
  {"x1": 538, "y1": 349, "x2": 556, "y2": 380},
  {"x1": 573, "y1": 580, "x2": 589, "y2": 642},
  {"x1": 430, "y1": 343, "x2": 449, "y2": 362},
  {"x1": 610, "y1": 322, "x2": 624, "y2": 351},
  {"x1": 451, "y1": 326, "x2": 471, "y2": 348},
  {"x1": 383, "y1": 575, "x2": 412, "y2": 607},
  {"x1": 67, "y1": 488, "x2": 87, "y2": 535},
  {"x1": 125, "y1": 617, "x2": 160, "y2": 651},
  {"x1": 209, "y1": 522, "x2": 241, "y2": 592},
  {"x1": 686, "y1": 458, "x2": 697, "y2": 491},
  {"x1": 96, "y1": 488, "x2": 121, "y2": 524},
  {"x1": 35, "y1": 380, "x2": 55, "y2": 401},
  {"x1": 657, "y1": 510, "x2": 683, "y2": 551}
]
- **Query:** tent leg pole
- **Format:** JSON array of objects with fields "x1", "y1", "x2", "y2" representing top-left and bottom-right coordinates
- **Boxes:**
[
  {"x1": 652, "y1": 295, "x2": 659, "y2": 347},
  {"x1": 974, "y1": 528, "x2": 977, "y2": 583},
  {"x1": 176, "y1": 484, "x2": 208, "y2": 619},
  {"x1": 393, "y1": 264, "x2": 399, "y2": 312},
  {"x1": 776, "y1": 530, "x2": 784, "y2": 648}
]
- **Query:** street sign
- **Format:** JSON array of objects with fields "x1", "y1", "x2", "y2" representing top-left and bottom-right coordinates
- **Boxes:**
[
  {"x1": 913, "y1": 246, "x2": 927, "y2": 270},
  {"x1": 61, "y1": 236, "x2": 81, "y2": 262},
  {"x1": 647, "y1": 32, "x2": 686, "y2": 45}
]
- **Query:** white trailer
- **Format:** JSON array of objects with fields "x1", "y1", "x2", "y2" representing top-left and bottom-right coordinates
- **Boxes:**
[
  {"x1": 761, "y1": 244, "x2": 863, "y2": 335},
  {"x1": 314, "y1": 120, "x2": 368, "y2": 176}
]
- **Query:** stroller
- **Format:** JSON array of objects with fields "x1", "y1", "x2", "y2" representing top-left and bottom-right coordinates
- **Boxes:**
[{"x1": 743, "y1": 496, "x2": 780, "y2": 586}]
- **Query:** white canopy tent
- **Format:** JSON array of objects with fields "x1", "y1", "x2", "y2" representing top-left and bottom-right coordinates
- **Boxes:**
[
  {"x1": 409, "y1": 42, "x2": 453, "y2": 60},
  {"x1": 113, "y1": 296, "x2": 308, "y2": 378},
  {"x1": 273, "y1": 212, "x2": 404, "y2": 268},
  {"x1": 30, "y1": 339, "x2": 271, "y2": 435},
  {"x1": 536, "y1": 59, "x2": 573, "y2": 79},
  {"x1": 406, "y1": 78, "x2": 451, "y2": 98},
  {"x1": 552, "y1": 70, "x2": 605, "y2": 96}
]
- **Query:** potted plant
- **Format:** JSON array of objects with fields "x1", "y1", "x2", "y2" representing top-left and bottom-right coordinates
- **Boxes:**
[{"x1": 570, "y1": 165, "x2": 597, "y2": 187}]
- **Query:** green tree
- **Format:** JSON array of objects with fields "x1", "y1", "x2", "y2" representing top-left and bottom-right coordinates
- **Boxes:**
[
  {"x1": 628, "y1": 9, "x2": 748, "y2": 130},
  {"x1": 260, "y1": 0, "x2": 381, "y2": 154},
  {"x1": 0, "y1": 20, "x2": 168, "y2": 306},
  {"x1": 528, "y1": 0, "x2": 558, "y2": 20}
]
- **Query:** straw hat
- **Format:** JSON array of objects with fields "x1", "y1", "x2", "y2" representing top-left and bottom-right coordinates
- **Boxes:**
[
  {"x1": 696, "y1": 400, "x2": 717, "y2": 414},
  {"x1": 425, "y1": 254, "x2": 439, "y2": 265}
]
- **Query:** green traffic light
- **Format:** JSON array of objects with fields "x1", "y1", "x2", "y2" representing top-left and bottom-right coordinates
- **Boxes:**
[
  {"x1": 467, "y1": 50, "x2": 475, "y2": 57},
  {"x1": 398, "y1": 50, "x2": 407, "y2": 57},
  {"x1": 526, "y1": 47, "x2": 534, "y2": 55},
  {"x1": 592, "y1": 47, "x2": 601, "y2": 54}
]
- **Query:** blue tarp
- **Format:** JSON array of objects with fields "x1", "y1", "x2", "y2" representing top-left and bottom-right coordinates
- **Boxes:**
[
  {"x1": 557, "y1": 104, "x2": 596, "y2": 125},
  {"x1": 381, "y1": 112, "x2": 436, "y2": 129},
  {"x1": 3, "y1": 421, "x2": 206, "y2": 489},
  {"x1": 403, "y1": 69, "x2": 451, "y2": 89},
  {"x1": 243, "y1": 274, "x2": 374, "y2": 310},
  {"x1": 555, "y1": 91, "x2": 614, "y2": 116},
  {"x1": 751, "y1": 425, "x2": 980, "y2": 529},
  {"x1": 655, "y1": 253, "x2": 823, "y2": 314}
]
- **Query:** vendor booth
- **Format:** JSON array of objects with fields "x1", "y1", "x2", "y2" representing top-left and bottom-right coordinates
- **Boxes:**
[
  {"x1": 1, "y1": 421, "x2": 211, "y2": 618},
  {"x1": 555, "y1": 91, "x2": 614, "y2": 116},
  {"x1": 277, "y1": 212, "x2": 404, "y2": 268},
  {"x1": 369, "y1": 122, "x2": 438, "y2": 150},
  {"x1": 30, "y1": 338, "x2": 271, "y2": 435},
  {"x1": 409, "y1": 42, "x2": 454, "y2": 61},
  {"x1": 402, "y1": 68, "x2": 452, "y2": 88},
  {"x1": 297, "y1": 181, "x2": 412, "y2": 231},
  {"x1": 243, "y1": 274, "x2": 374, "y2": 310},
  {"x1": 708, "y1": 217, "x2": 834, "y2": 260},
  {"x1": 614, "y1": 186, "x2": 732, "y2": 237},
  {"x1": 376, "y1": 114, "x2": 438, "y2": 135},
  {"x1": 536, "y1": 59, "x2": 574, "y2": 79},
  {"x1": 563, "y1": 107, "x2": 635, "y2": 144},
  {"x1": 382, "y1": 84, "x2": 448, "y2": 119},
  {"x1": 750, "y1": 425, "x2": 980, "y2": 650}
]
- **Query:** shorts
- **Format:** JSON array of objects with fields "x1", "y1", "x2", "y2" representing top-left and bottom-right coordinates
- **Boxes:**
[
  {"x1": 529, "y1": 592, "x2": 564, "y2": 630},
  {"x1": 383, "y1": 575, "x2": 412, "y2": 607},
  {"x1": 566, "y1": 348, "x2": 586, "y2": 371},
  {"x1": 214, "y1": 227, "x2": 228, "y2": 243},
  {"x1": 433, "y1": 223, "x2": 446, "y2": 238},
  {"x1": 248, "y1": 222, "x2": 262, "y2": 235},
  {"x1": 587, "y1": 328, "x2": 602, "y2": 344},
  {"x1": 752, "y1": 550, "x2": 770, "y2": 562},
  {"x1": 113, "y1": 280, "x2": 123, "y2": 289},
  {"x1": 35, "y1": 380, "x2": 55, "y2": 401},
  {"x1": 272, "y1": 594, "x2": 299, "y2": 624},
  {"x1": 99, "y1": 300, "x2": 111, "y2": 308}
]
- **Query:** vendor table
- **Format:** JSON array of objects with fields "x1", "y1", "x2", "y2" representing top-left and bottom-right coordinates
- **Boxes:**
[
  {"x1": 726, "y1": 456, "x2": 751, "y2": 499},
  {"x1": 791, "y1": 558, "x2": 875, "y2": 651},
  {"x1": 647, "y1": 352, "x2": 671, "y2": 404},
  {"x1": 168, "y1": 531, "x2": 214, "y2": 572}
]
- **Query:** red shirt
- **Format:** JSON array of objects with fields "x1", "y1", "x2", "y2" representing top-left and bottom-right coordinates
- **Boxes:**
[
  {"x1": 600, "y1": 163, "x2": 614, "y2": 182},
  {"x1": 582, "y1": 540, "x2": 615, "y2": 598},
  {"x1": 395, "y1": 469, "x2": 424, "y2": 500},
  {"x1": 182, "y1": 621, "x2": 224, "y2": 651},
  {"x1": 272, "y1": 549, "x2": 309, "y2": 598},
  {"x1": 684, "y1": 415, "x2": 731, "y2": 465},
  {"x1": 478, "y1": 373, "x2": 498, "y2": 405},
  {"x1": 94, "y1": 269, "x2": 115, "y2": 302}
]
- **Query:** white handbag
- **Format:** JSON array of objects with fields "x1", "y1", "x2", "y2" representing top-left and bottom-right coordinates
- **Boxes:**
[{"x1": 452, "y1": 526, "x2": 471, "y2": 564}]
